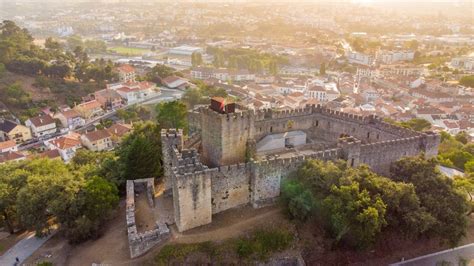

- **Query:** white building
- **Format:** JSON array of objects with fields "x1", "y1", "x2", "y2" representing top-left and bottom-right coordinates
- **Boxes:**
[
  {"x1": 0, "y1": 140, "x2": 18, "y2": 153},
  {"x1": 376, "y1": 50, "x2": 415, "y2": 64},
  {"x1": 451, "y1": 56, "x2": 474, "y2": 71},
  {"x1": 25, "y1": 115, "x2": 57, "y2": 138},
  {"x1": 54, "y1": 109, "x2": 86, "y2": 130},
  {"x1": 46, "y1": 133, "x2": 82, "y2": 162},
  {"x1": 347, "y1": 51, "x2": 374, "y2": 66},
  {"x1": 168, "y1": 45, "x2": 203, "y2": 56},
  {"x1": 116, "y1": 65, "x2": 136, "y2": 83}
]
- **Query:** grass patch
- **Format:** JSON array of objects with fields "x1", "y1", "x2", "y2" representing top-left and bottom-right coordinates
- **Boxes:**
[
  {"x1": 108, "y1": 46, "x2": 151, "y2": 56},
  {"x1": 236, "y1": 228, "x2": 293, "y2": 260},
  {"x1": 155, "y1": 241, "x2": 217, "y2": 265},
  {"x1": 154, "y1": 228, "x2": 293, "y2": 265}
]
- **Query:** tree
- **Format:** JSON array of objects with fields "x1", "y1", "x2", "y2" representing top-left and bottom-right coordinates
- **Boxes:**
[
  {"x1": 281, "y1": 179, "x2": 314, "y2": 221},
  {"x1": 67, "y1": 35, "x2": 83, "y2": 51},
  {"x1": 155, "y1": 101, "x2": 188, "y2": 132},
  {"x1": 0, "y1": 164, "x2": 29, "y2": 234},
  {"x1": 323, "y1": 181, "x2": 387, "y2": 249},
  {"x1": 455, "y1": 131, "x2": 469, "y2": 144},
  {"x1": 65, "y1": 176, "x2": 118, "y2": 243},
  {"x1": 399, "y1": 118, "x2": 431, "y2": 132},
  {"x1": 440, "y1": 150, "x2": 473, "y2": 170},
  {"x1": 459, "y1": 75, "x2": 474, "y2": 88},
  {"x1": 115, "y1": 122, "x2": 163, "y2": 182},
  {"x1": 191, "y1": 52, "x2": 203, "y2": 67},
  {"x1": 0, "y1": 63, "x2": 5, "y2": 77},
  {"x1": 454, "y1": 175, "x2": 474, "y2": 214},
  {"x1": 319, "y1": 62, "x2": 326, "y2": 75},
  {"x1": 45, "y1": 37, "x2": 61, "y2": 50},
  {"x1": 4, "y1": 82, "x2": 31, "y2": 107},
  {"x1": 390, "y1": 156, "x2": 469, "y2": 246},
  {"x1": 146, "y1": 64, "x2": 175, "y2": 84},
  {"x1": 268, "y1": 61, "x2": 278, "y2": 75}
]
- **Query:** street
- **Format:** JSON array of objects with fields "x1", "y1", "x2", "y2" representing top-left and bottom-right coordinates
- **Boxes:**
[{"x1": 390, "y1": 243, "x2": 474, "y2": 266}]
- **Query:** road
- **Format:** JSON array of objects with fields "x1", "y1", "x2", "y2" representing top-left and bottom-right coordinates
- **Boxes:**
[
  {"x1": 0, "y1": 230, "x2": 56, "y2": 266},
  {"x1": 390, "y1": 243, "x2": 474, "y2": 266},
  {"x1": 18, "y1": 88, "x2": 183, "y2": 151}
]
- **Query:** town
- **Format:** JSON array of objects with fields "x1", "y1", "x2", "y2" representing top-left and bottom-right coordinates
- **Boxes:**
[{"x1": 0, "y1": 1, "x2": 473, "y2": 265}]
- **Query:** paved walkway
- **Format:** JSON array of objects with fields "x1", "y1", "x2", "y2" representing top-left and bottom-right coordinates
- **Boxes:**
[
  {"x1": 0, "y1": 230, "x2": 56, "y2": 266},
  {"x1": 390, "y1": 243, "x2": 474, "y2": 266}
]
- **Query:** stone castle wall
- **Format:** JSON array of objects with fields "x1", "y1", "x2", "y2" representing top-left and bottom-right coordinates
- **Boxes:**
[
  {"x1": 212, "y1": 163, "x2": 251, "y2": 214},
  {"x1": 197, "y1": 104, "x2": 422, "y2": 167},
  {"x1": 126, "y1": 179, "x2": 170, "y2": 258},
  {"x1": 162, "y1": 105, "x2": 440, "y2": 233}
]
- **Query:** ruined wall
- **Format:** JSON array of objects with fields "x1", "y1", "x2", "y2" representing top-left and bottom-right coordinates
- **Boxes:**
[
  {"x1": 126, "y1": 179, "x2": 170, "y2": 259},
  {"x1": 161, "y1": 129, "x2": 183, "y2": 191},
  {"x1": 211, "y1": 163, "x2": 251, "y2": 214}
]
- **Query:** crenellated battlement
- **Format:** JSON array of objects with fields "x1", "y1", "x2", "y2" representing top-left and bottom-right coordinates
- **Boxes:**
[
  {"x1": 161, "y1": 128, "x2": 183, "y2": 139},
  {"x1": 360, "y1": 135, "x2": 424, "y2": 153}
]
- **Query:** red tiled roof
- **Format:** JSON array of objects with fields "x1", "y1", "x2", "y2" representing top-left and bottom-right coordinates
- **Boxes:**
[
  {"x1": 117, "y1": 64, "x2": 135, "y2": 73},
  {"x1": 61, "y1": 109, "x2": 81, "y2": 119},
  {"x1": 77, "y1": 100, "x2": 102, "y2": 110},
  {"x1": 28, "y1": 115, "x2": 55, "y2": 127},
  {"x1": 0, "y1": 151, "x2": 25, "y2": 163},
  {"x1": 51, "y1": 135, "x2": 81, "y2": 150},
  {"x1": 0, "y1": 140, "x2": 16, "y2": 150},
  {"x1": 39, "y1": 149, "x2": 61, "y2": 159},
  {"x1": 107, "y1": 123, "x2": 132, "y2": 138},
  {"x1": 83, "y1": 129, "x2": 111, "y2": 142}
]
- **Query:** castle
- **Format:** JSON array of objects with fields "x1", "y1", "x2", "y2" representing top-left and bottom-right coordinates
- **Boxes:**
[{"x1": 160, "y1": 100, "x2": 440, "y2": 233}]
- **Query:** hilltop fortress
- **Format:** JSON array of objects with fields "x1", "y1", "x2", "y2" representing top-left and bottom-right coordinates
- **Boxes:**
[{"x1": 160, "y1": 100, "x2": 440, "y2": 233}]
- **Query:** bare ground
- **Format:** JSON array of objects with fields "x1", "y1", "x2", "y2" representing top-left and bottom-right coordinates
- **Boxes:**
[
  {"x1": 22, "y1": 200, "x2": 284, "y2": 266},
  {"x1": 134, "y1": 192, "x2": 156, "y2": 233}
]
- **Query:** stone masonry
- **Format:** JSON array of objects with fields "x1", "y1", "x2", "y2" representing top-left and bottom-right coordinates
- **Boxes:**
[
  {"x1": 161, "y1": 104, "x2": 440, "y2": 233},
  {"x1": 126, "y1": 178, "x2": 170, "y2": 258}
]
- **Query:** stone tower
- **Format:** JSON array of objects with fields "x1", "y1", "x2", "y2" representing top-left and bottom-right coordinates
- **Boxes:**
[
  {"x1": 200, "y1": 107, "x2": 254, "y2": 167},
  {"x1": 160, "y1": 129, "x2": 183, "y2": 191}
]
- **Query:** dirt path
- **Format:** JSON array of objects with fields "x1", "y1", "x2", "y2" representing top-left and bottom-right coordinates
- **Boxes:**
[
  {"x1": 23, "y1": 203, "x2": 284, "y2": 266},
  {"x1": 171, "y1": 206, "x2": 283, "y2": 244}
]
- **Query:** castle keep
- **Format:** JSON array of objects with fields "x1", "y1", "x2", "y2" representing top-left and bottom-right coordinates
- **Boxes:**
[{"x1": 161, "y1": 102, "x2": 440, "y2": 232}]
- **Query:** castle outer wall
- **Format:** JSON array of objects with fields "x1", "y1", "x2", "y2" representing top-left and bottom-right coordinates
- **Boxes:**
[{"x1": 163, "y1": 105, "x2": 440, "y2": 232}]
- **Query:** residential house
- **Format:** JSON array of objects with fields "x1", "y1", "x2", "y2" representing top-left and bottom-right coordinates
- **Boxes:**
[
  {"x1": 411, "y1": 89, "x2": 453, "y2": 103},
  {"x1": 0, "y1": 140, "x2": 18, "y2": 153},
  {"x1": 0, "y1": 151, "x2": 26, "y2": 164},
  {"x1": 46, "y1": 133, "x2": 82, "y2": 162},
  {"x1": 74, "y1": 100, "x2": 104, "y2": 120},
  {"x1": 117, "y1": 64, "x2": 136, "y2": 83},
  {"x1": 25, "y1": 115, "x2": 57, "y2": 138},
  {"x1": 38, "y1": 149, "x2": 62, "y2": 160},
  {"x1": 54, "y1": 109, "x2": 86, "y2": 130},
  {"x1": 116, "y1": 81, "x2": 157, "y2": 104},
  {"x1": 363, "y1": 88, "x2": 380, "y2": 102},
  {"x1": 94, "y1": 89, "x2": 123, "y2": 110},
  {"x1": 162, "y1": 76, "x2": 188, "y2": 89},
  {"x1": 81, "y1": 129, "x2": 113, "y2": 152},
  {"x1": 0, "y1": 119, "x2": 32, "y2": 143},
  {"x1": 107, "y1": 123, "x2": 133, "y2": 145}
]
